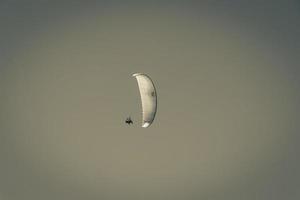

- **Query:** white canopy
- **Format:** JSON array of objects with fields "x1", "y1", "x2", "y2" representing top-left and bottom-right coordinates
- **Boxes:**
[{"x1": 132, "y1": 73, "x2": 157, "y2": 128}]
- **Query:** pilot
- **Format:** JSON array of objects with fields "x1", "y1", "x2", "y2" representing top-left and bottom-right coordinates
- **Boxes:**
[{"x1": 125, "y1": 117, "x2": 133, "y2": 125}]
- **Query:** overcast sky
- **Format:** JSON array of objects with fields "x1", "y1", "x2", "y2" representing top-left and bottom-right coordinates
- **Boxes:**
[{"x1": 1, "y1": 1, "x2": 300, "y2": 200}]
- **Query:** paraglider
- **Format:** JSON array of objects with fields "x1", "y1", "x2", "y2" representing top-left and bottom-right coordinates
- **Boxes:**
[{"x1": 132, "y1": 73, "x2": 157, "y2": 128}]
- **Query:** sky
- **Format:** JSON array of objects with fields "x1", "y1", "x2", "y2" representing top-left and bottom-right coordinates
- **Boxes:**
[{"x1": 0, "y1": 1, "x2": 300, "y2": 200}]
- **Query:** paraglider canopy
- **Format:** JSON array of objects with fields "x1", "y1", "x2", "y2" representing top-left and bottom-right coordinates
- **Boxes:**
[{"x1": 132, "y1": 73, "x2": 157, "y2": 128}]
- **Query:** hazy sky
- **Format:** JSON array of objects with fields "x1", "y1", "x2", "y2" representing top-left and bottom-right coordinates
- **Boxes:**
[{"x1": 1, "y1": 1, "x2": 300, "y2": 200}]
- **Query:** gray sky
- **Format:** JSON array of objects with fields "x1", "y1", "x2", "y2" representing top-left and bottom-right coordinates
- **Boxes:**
[{"x1": 1, "y1": 1, "x2": 300, "y2": 200}]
